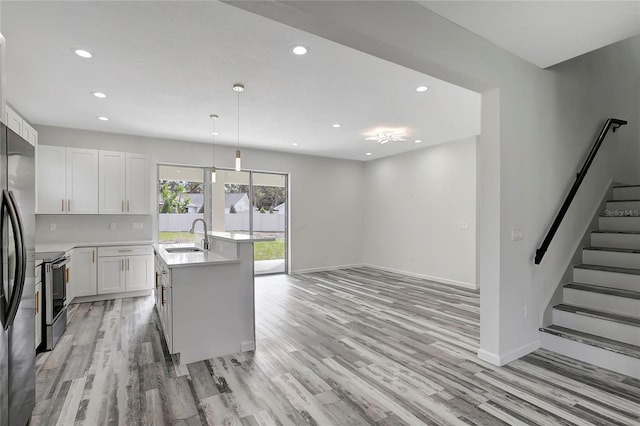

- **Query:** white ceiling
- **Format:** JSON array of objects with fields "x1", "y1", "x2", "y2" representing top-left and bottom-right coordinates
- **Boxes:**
[
  {"x1": 420, "y1": 1, "x2": 640, "y2": 69},
  {"x1": 1, "y1": 1, "x2": 481, "y2": 162}
]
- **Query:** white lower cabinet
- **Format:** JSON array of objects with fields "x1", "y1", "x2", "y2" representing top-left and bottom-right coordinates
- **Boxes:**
[
  {"x1": 97, "y1": 256, "x2": 126, "y2": 294},
  {"x1": 155, "y1": 256, "x2": 172, "y2": 352},
  {"x1": 71, "y1": 247, "x2": 97, "y2": 297},
  {"x1": 97, "y1": 246, "x2": 153, "y2": 294}
]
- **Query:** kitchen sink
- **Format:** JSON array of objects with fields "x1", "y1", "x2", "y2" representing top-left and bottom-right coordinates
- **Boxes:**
[{"x1": 165, "y1": 246, "x2": 204, "y2": 253}]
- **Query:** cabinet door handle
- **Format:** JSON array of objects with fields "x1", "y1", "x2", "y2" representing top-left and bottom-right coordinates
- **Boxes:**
[
  {"x1": 122, "y1": 200, "x2": 124, "y2": 212},
  {"x1": 68, "y1": 199, "x2": 71, "y2": 212},
  {"x1": 161, "y1": 285, "x2": 166, "y2": 305},
  {"x1": 61, "y1": 199, "x2": 65, "y2": 212},
  {"x1": 155, "y1": 272, "x2": 159, "y2": 289},
  {"x1": 35, "y1": 291, "x2": 39, "y2": 315},
  {"x1": 121, "y1": 259, "x2": 124, "y2": 271},
  {"x1": 127, "y1": 200, "x2": 130, "y2": 212},
  {"x1": 92, "y1": 250, "x2": 95, "y2": 263},
  {"x1": 66, "y1": 268, "x2": 70, "y2": 284},
  {"x1": 127, "y1": 258, "x2": 130, "y2": 270}
]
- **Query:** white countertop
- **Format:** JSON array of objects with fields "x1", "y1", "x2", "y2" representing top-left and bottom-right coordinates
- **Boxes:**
[
  {"x1": 158, "y1": 243, "x2": 240, "y2": 268},
  {"x1": 207, "y1": 231, "x2": 275, "y2": 243},
  {"x1": 36, "y1": 240, "x2": 155, "y2": 254}
]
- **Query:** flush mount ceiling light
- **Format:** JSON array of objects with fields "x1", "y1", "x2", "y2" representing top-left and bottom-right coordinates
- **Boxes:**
[
  {"x1": 366, "y1": 152, "x2": 372, "y2": 156},
  {"x1": 291, "y1": 45, "x2": 308, "y2": 55},
  {"x1": 332, "y1": 123, "x2": 342, "y2": 128},
  {"x1": 365, "y1": 131, "x2": 406, "y2": 144},
  {"x1": 292, "y1": 142, "x2": 299, "y2": 146},
  {"x1": 416, "y1": 86, "x2": 429, "y2": 92},
  {"x1": 233, "y1": 83, "x2": 245, "y2": 171},
  {"x1": 92, "y1": 92, "x2": 106, "y2": 98},
  {"x1": 210, "y1": 114, "x2": 219, "y2": 183},
  {"x1": 97, "y1": 116, "x2": 109, "y2": 121},
  {"x1": 414, "y1": 139, "x2": 423, "y2": 144},
  {"x1": 73, "y1": 48, "x2": 92, "y2": 58}
]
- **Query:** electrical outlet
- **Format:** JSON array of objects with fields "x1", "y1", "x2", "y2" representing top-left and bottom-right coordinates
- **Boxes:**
[
  {"x1": 110, "y1": 222, "x2": 117, "y2": 230},
  {"x1": 132, "y1": 222, "x2": 143, "y2": 230},
  {"x1": 49, "y1": 223, "x2": 56, "y2": 231},
  {"x1": 511, "y1": 228, "x2": 524, "y2": 241}
]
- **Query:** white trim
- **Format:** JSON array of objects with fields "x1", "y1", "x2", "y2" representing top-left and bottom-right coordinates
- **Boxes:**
[
  {"x1": 363, "y1": 264, "x2": 478, "y2": 290},
  {"x1": 291, "y1": 263, "x2": 365, "y2": 274},
  {"x1": 71, "y1": 289, "x2": 152, "y2": 304},
  {"x1": 241, "y1": 341, "x2": 256, "y2": 352},
  {"x1": 477, "y1": 339, "x2": 540, "y2": 366}
]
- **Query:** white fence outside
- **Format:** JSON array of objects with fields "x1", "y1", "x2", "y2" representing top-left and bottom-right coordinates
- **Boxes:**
[{"x1": 159, "y1": 212, "x2": 285, "y2": 232}]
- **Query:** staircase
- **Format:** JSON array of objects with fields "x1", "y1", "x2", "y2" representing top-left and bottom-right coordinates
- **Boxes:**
[{"x1": 539, "y1": 184, "x2": 640, "y2": 379}]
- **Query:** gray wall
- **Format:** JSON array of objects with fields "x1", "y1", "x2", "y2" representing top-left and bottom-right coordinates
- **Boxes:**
[
  {"x1": 235, "y1": 1, "x2": 640, "y2": 364},
  {"x1": 35, "y1": 125, "x2": 366, "y2": 273},
  {"x1": 363, "y1": 136, "x2": 477, "y2": 288}
]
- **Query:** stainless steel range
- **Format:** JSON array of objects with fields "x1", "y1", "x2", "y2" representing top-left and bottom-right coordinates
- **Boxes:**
[{"x1": 36, "y1": 251, "x2": 68, "y2": 350}]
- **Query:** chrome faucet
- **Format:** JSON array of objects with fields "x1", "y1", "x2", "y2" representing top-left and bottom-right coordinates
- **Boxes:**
[{"x1": 190, "y1": 218, "x2": 209, "y2": 250}]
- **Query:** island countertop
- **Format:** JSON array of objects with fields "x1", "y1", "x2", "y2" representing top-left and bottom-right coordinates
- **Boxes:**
[{"x1": 157, "y1": 243, "x2": 240, "y2": 268}]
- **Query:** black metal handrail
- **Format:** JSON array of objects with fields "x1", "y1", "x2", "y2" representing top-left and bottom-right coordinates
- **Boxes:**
[{"x1": 534, "y1": 118, "x2": 628, "y2": 265}]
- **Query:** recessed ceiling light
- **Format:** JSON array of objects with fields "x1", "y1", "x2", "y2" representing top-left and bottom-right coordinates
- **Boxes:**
[
  {"x1": 97, "y1": 116, "x2": 109, "y2": 121},
  {"x1": 366, "y1": 152, "x2": 372, "y2": 156},
  {"x1": 73, "y1": 48, "x2": 93, "y2": 59},
  {"x1": 291, "y1": 45, "x2": 308, "y2": 55},
  {"x1": 210, "y1": 131, "x2": 219, "y2": 136},
  {"x1": 414, "y1": 139, "x2": 423, "y2": 143},
  {"x1": 416, "y1": 86, "x2": 429, "y2": 92},
  {"x1": 92, "y1": 92, "x2": 107, "y2": 98},
  {"x1": 292, "y1": 142, "x2": 299, "y2": 146},
  {"x1": 332, "y1": 123, "x2": 342, "y2": 128}
]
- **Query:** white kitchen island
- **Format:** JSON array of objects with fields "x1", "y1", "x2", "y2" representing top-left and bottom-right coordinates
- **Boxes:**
[{"x1": 155, "y1": 232, "x2": 274, "y2": 364}]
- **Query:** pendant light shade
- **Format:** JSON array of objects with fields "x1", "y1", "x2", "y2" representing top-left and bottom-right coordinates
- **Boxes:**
[
  {"x1": 210, "y1": 114, "x2": 218, "y2": 183},
  {"x1": 233, "y1": 83, "x2": 244, "y2": 171}
]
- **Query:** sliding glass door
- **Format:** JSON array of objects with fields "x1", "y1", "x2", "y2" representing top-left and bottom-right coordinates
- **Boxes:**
[{"x1": 210, "y1": 169, "x2": 288, "y2": 275}]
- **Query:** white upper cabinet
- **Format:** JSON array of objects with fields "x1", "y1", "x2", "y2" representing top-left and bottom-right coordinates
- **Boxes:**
[
  {"x1": 5, "y1": 105, "x2": 38, "y2": 147},
  {"x1": 99, "y1": 150, "x2": 149, "y2": 214},
  {"x1": 125, "y1": 153, "x2": 149, "y2": 214},
  {"x1": 98, "y1": 151, "x2": 126, "y2": 214},
  {"x1": 36, "y1": 146, "x2": 66, "y2": 214},
  {"x1": 37, "y1": 146, "x2": 98, "y2": 214},
  {"x1": 66, "y1": 148, "x2": 99, "y2": 214},
  {"x1": 5, "y1": 105, "x2": 23, "y2": 135}
]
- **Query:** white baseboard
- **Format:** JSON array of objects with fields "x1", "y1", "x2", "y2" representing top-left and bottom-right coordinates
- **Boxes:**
[
  {"x1": 71, "y1": 289, "x2": 153, "y2": 304},
  {"x1": 241, "y1": 341, "x2": 256, "y2": 352},
  {"x1": 363, "y1": 264, "x2": 478, "y2": 290},
  {"x1": 291, "y1": 263, "x2": 365, "y2": 274},
  {"x1": 477, "y1": 339, "x2": 540, "y2": 366}
]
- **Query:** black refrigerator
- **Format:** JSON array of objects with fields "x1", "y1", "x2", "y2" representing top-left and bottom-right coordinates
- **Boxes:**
[{"x1": 0, "y1": 122, "x2": 36, "y2": 426}]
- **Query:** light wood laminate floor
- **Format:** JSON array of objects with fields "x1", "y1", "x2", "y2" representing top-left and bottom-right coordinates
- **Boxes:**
[{"x1": 32, "y1": 267, "x2": 640, "y2": 425}]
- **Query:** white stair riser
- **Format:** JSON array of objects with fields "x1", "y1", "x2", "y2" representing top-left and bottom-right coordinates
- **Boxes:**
[
  {"x1": 582, "y1": 249, "x2": 640, "y2": 269},
  {"x1": 573, "y1": 268, "x2": 640, "y2": 291},
  {"x1": 613, "y1": 186, "x2": 640, "y2": 201},
  {"x1": 540, "y1": 332, "x2": 640, "y2": 379},
  {"x1": 599, "y1": 217, "x2": 640, "y2": 232},
  {"x1": 552, "y1": 309, "x2": 640, "y2": 346},
  {"x1": 606, "y1": 200, "x2": 640, "y2": 212},
  {"x1": 563, "y1": 288, "x2": 640, "y2": 318},
  {"x1": 591, "y1": 233, "x2": 640, "y2": 250}
]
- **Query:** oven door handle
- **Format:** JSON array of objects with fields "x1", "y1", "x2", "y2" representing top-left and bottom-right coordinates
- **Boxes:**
[{"x1": 52, "y1": 259, "x2": 70, "y2": 269}]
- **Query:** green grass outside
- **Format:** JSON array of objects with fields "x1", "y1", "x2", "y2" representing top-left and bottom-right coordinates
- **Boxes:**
[
  {"x1": 160, "y1": 231, "x2": 284, "y2": 261},
  {"x1": 254, "y1": 239, "x2": 285, "y2": 261},
  {"x1": 159, "y1": 231, "x2": 195, "y2": 243}
]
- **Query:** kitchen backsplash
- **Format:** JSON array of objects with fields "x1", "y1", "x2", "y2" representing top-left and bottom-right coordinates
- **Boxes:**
[{"x1": 36, "y1": 215, "x2": 153, "y2": 244}]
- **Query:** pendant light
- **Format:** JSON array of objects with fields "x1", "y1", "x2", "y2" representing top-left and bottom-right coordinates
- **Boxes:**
[
  {"x1": 233, "y1": 83, "x2": 245, "y2": 171},
  {"x1": 210, "y1": 114, "x2": 218, "y2": 183}
]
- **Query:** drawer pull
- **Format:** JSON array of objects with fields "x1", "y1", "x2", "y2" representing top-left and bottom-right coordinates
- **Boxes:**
[{"x1": 118, "y1": 250, "x2": 133, "y2": 253}]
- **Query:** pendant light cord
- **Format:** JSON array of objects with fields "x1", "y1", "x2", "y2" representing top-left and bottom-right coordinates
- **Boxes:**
[{"x1": 237, "y1": 90, "x2": 241, "y2": 150}]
